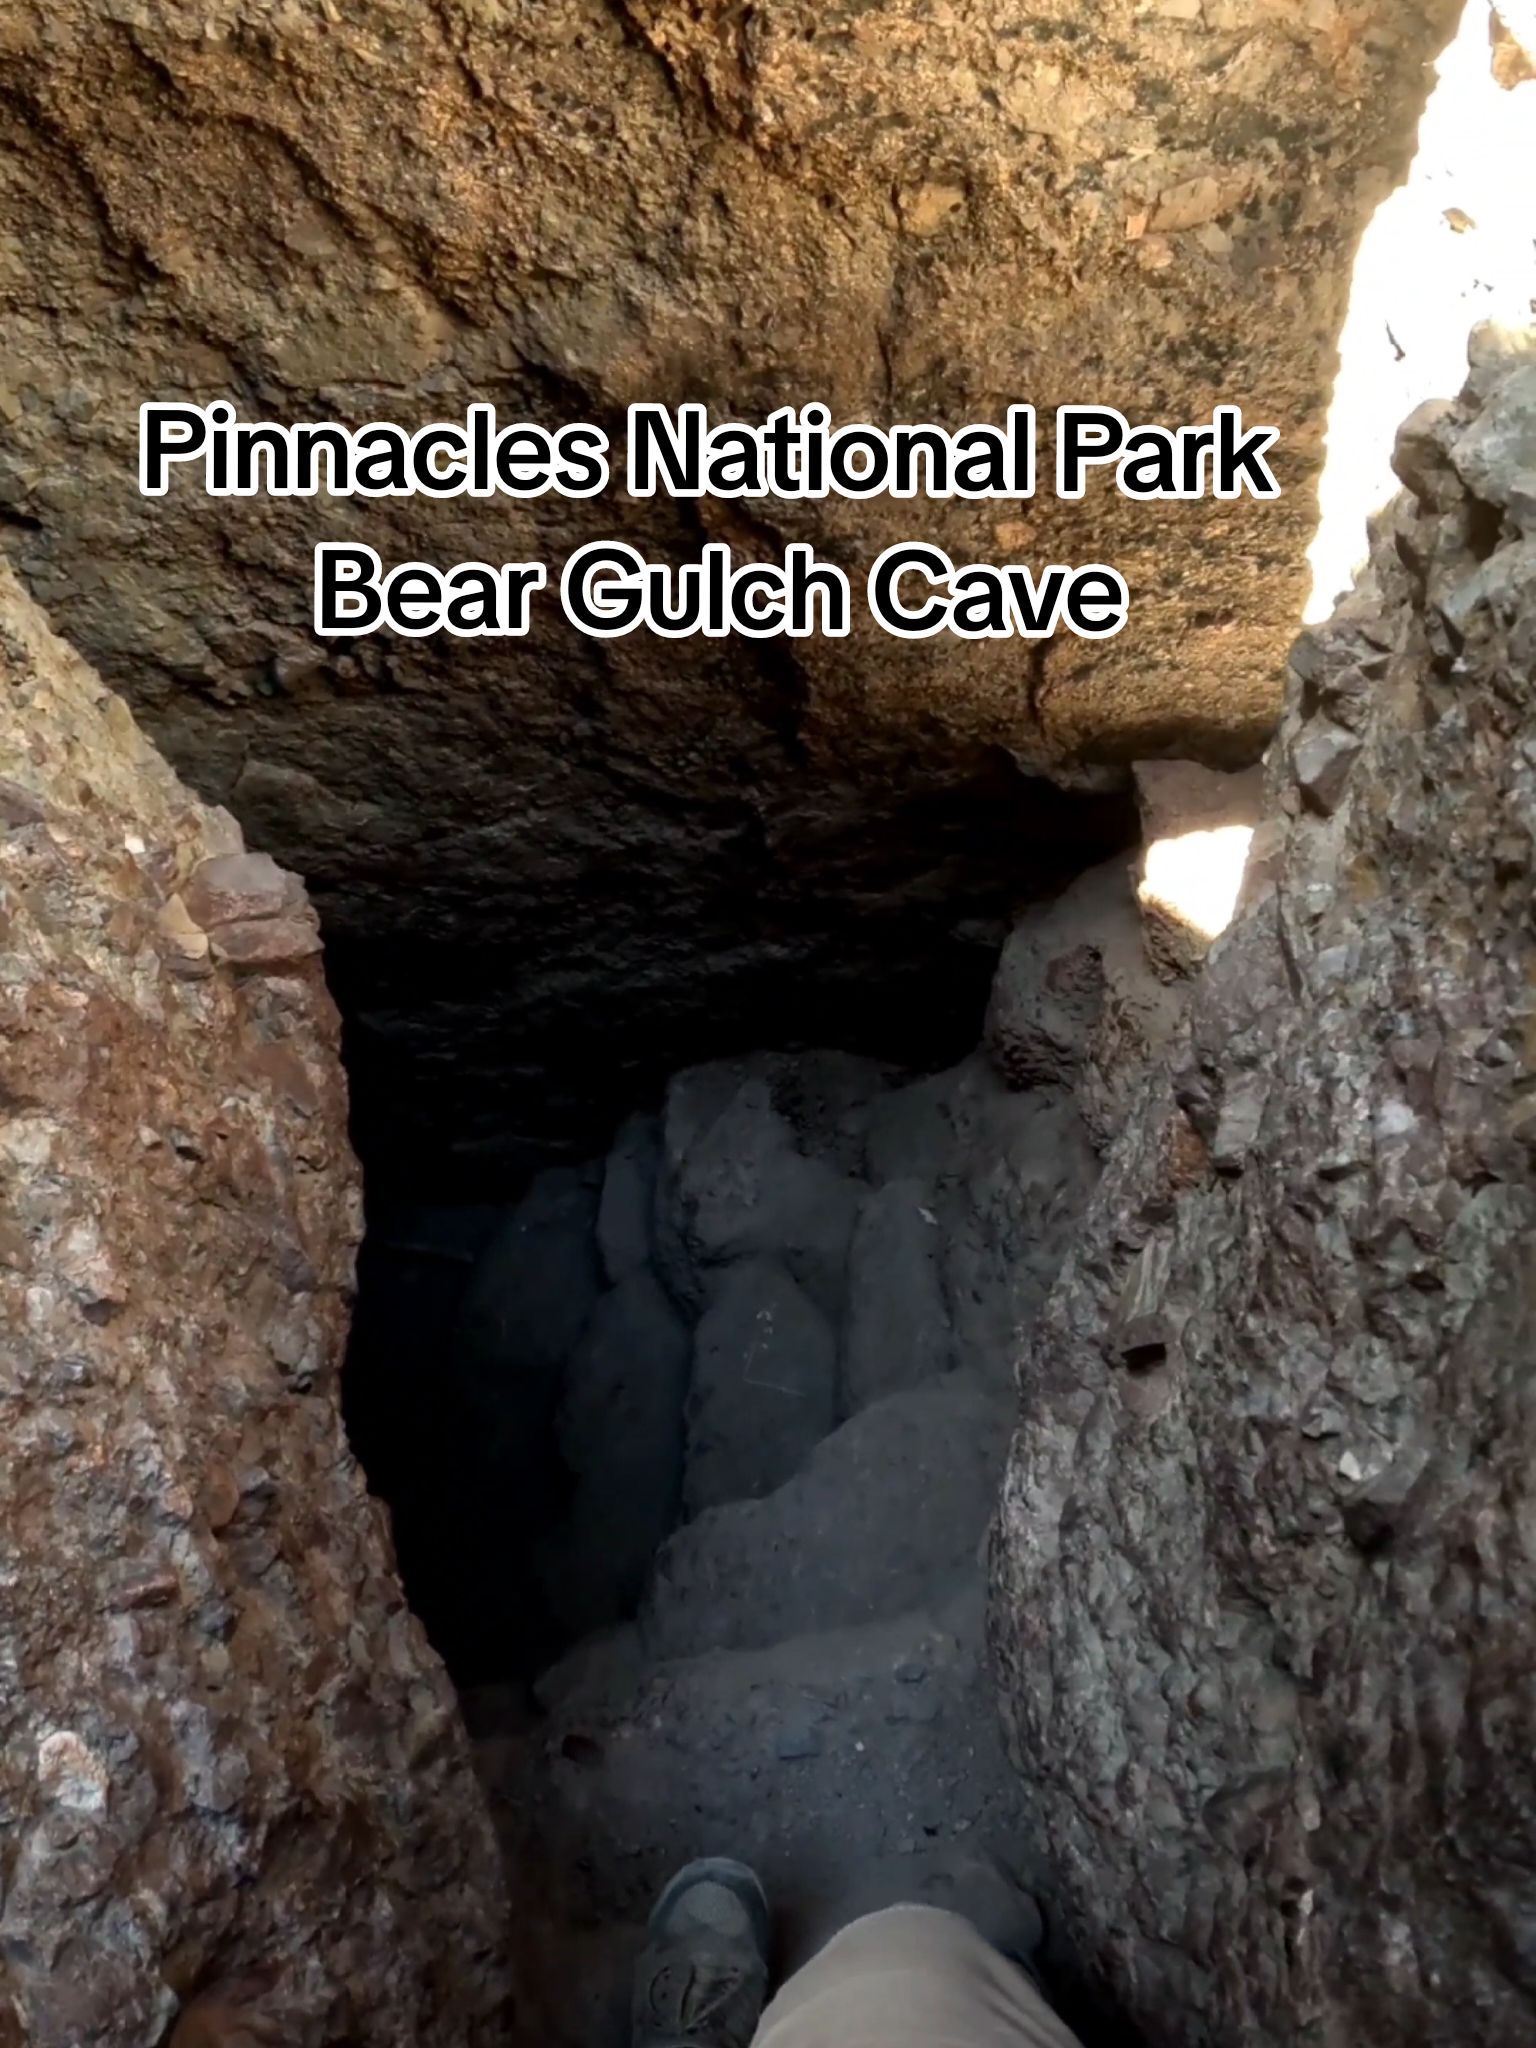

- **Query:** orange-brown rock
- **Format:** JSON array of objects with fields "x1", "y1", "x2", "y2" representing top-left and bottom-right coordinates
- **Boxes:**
[
  {"x1": 0, "y1": 563, "x2": 512, "y2": 2048},
  {"x1": 0, "y1": 0, "x2": 1461, "y2": 1187}
]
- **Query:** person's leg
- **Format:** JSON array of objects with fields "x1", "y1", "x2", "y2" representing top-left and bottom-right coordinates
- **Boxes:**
[
  {"x1": 750, "y1": 1901, "x2": 1085, "y2": 2048},
  {"x1": 631, "y1": 1858, "x2": 1088, "y2": 2048}
]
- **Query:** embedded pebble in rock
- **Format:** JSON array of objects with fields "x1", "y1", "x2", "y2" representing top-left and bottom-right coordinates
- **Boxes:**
[
  {"x1": 0, "y1": 564, "x2": 510, "y2": 2048},
  {"x1": 993, "y1": 334, "x2": 1536, "y2": 2048}
]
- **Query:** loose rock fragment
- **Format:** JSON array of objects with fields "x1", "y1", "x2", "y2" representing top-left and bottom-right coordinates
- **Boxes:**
[
  {"x1": 183, "y1": 850, "x2": 295, "y2": 928},
  {"x1": 1292, "y1": 720, "x2": 1363, "y2": 815}
]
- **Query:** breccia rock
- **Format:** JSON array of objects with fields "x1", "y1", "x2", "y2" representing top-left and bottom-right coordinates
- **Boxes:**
[
  {"x1": 0, "y1": 0, "x2": 1460, "y2": 1185},
  {"x1": 992, "y1": 333, "x2": 1536, "y2": 2047},
  {"x1": 0, "y1": 564, "x2": 511, "y2": 2048}
]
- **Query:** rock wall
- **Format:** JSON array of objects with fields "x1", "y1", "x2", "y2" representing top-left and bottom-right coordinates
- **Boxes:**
[
  {"x1": 992, "y1": 330, "x2": 1536, "y2": 2046},
  {"x1": 0, "y1": 0, "x2": 1459, "y2": 1185},
  {"x1": 0, "y1": 564, "x2": 510, "y2": 2047}
]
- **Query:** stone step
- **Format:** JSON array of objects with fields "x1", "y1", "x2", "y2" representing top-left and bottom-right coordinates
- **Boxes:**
[
  {"x1": 508, "y1": 1586, "x2": 1029, "y2": 1958},
  {"x1": 639, "y1": 1373, "x2": 1012, "y2": 1663}
]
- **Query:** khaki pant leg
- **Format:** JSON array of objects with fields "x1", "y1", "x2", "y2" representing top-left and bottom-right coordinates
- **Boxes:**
[{"x1": 751, "y1": 1904, "x2": 1087, "y2": 2048}]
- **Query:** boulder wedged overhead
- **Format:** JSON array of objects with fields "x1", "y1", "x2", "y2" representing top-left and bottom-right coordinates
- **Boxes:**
[
  {"x1": 992, "y1": 334, "x2": 1536, "y2": 2046},
  {"x1": 0, "y1": 564, "x2": 511, "y2": 2047},
  {"x1": 0, "y1": 0, "x2": 1460, "y2": 1184}
]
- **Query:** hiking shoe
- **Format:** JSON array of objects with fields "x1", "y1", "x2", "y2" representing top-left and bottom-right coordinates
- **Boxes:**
[{"x1": 632, "y1": 1857, "x2": 771, "y2": 2048}]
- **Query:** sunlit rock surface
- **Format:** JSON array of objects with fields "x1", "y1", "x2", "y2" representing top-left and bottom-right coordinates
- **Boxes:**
[{"x1": 0, "y1": 0, "x2": 1460, "y2": 1185}]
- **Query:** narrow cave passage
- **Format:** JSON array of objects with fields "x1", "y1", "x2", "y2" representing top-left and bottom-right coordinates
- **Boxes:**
[
  {"x1": 4, "y1": 0, "x2": 1529, "y2": 2042},
  {"x1": 330, "y1": 757, "x2": 1201, "y2": 2047}
]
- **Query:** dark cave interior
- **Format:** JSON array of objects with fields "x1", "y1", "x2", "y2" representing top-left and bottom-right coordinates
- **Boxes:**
[{"x1": 338, "y1": 758, "x2": 1139, "y2": 1688}]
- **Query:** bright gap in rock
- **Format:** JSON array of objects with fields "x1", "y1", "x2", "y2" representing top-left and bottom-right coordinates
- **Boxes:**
[
  {"x1": 1138, "y1": 823, "x2": 1253, "y2": 943},
  {"x1": 1305, "y1": 0, "x2": 1536, "y2": 620}
]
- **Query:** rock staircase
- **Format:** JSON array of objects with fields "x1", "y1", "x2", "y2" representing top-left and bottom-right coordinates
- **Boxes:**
[{"x1": 464, "y1": 1042, "x2": 1097, "y2": 2044}]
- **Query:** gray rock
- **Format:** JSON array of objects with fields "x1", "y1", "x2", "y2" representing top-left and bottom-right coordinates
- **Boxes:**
[
  {"x1": 1465, "y1": 317, "x2": 1536, "y2": 400},
  {"x1": 656, "y1": 1066, "x2": 864, "y2": 1319},
  {"x1": 533, "y1": 1621, "x2": 648, "y2": 1719},
  {"x1": 1291, "y1": 719, "x2": 1362, "y2": 815},
  {"x1": 840, "y1": 1178, "x2": 952, "y2": 1415},
  {"x1": 1449, "y1": 361, "x2": 1536, "y2": 530},
  {"x1": 993, "y1": 343, "x2": 1536, "y2": 2048},
  {"x1": 985, "y1": 861, "x2": 1184, "y2": 1149},
  {"x1": 862, "y1": 1067, "x2": 964, "y2": 1188},
  {"x1": 538, "y1": 1273, "x2": 692, "y2": 1638},
  {"x1": 763, "y1": 1050, "x2": 904, "y2": 1177},
  {"x1": 1390, "y1": 395, "x2": 1460, "y2": 507},
  {"x1": 651, "y1": 1375, "x2": 1009, "y2": 1660},
  {"x1": 985, "y1": 898, "x2": 1111, "y2": 1091},
  {"x1": 935, "y1": 1064, "x2": 1100, "y2": 1386},
  {"x1": 597, "y1": 1112, "x2": 662, "y2": 1285},
  {"x1": 684, "y1": 1257, "x2": 839, "y2": 1514},
  {"x1": 1437, "y1": 535, "x2": 1536, "y2": 639}
]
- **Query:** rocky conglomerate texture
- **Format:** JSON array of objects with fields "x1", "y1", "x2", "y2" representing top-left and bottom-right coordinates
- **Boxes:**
[
  {"x1": 0, "y1": 0, "x2": 1458, "y2": 1184},
  {"x1": 993, "y1": 331, "x2": 1536, "y2": 2047},
  {"x1": 0, "y1": 564, "x2": 510, "y2": 2048}
]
